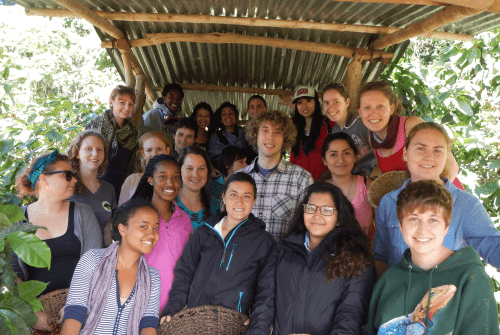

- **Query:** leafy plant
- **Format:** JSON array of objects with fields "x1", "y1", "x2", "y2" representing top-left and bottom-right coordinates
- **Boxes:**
[{"x1": 0, "y1": 204, "x2": 51, "y2": 335}]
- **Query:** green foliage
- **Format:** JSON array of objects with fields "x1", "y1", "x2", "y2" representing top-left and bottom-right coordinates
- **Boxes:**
[{"x1": 0, "y1": 205, "x2": 51, "y2": 335}]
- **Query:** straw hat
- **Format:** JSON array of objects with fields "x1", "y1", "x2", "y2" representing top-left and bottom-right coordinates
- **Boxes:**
[{"x1": 367, "y1": 170, "x2": 410, "y2": 208}]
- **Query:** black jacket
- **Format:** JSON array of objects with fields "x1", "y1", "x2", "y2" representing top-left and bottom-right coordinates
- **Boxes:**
[
  {"x1": 273, "y1": 229, "x2": 376, "y2": 335},
  {"x1": 162, "y1": 212, "x2": 276, "y2": 334}
]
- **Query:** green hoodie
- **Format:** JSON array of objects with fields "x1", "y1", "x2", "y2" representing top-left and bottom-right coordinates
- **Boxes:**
[{"x1": 365, "y1": 246, "x2": 499, "y2": 335}]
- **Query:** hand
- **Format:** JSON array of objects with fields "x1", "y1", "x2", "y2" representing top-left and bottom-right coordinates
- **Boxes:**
[
  {"x1": 57, "y1": 306, "x2": 65, "y2": 324},
  {"x1": 160, "y1": 315, "x2": 172, "y2": 324},
  {"x1": 211, "y1": 168, "x2": 222, "y2": 179},
  {"x1": 244, "y1": 319, "x2": 250, "y2": 326},
  {"x1": 33, "y1": 310, "x2": 55, "y2": 331},
  {"x1": 278, "y1": 95, "x2": 295, "y2": 110}
]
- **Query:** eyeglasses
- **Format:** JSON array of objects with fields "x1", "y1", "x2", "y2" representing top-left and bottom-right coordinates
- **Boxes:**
[
  {"x1": 43, "y1": 170, "x2": 77, "y2": 181},
  {"x1": 303, "y1": 204, "x2": 336, "y2": 216}
]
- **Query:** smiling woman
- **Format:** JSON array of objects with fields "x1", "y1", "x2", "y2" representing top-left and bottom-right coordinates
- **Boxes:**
[
  {"x1": 272, "y1": 182, "x2": 375, "y2": 335},
  {"x1": 61, "y1": 199, "x2": 161, "y2": 335},
  {"x1": 68, "y1": 131, "x2": 117, "y2": 240},
  {"x1": 132, "y1": 154, "x2": 192, "y2": 310},
  {"x1": 12, "y1": 150, "x2": 102, "y2": 332},
  {"x1": 86, "y1": 85, "x2": 139, "y2": 199},
  {"x1": 161, "y1": 172, "x2": 276, "y2": 334}
]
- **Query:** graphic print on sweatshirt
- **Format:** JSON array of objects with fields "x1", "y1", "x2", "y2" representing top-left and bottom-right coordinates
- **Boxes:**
[{"x1": 378, "y1": 284, "x2": 456, "y2": 335}]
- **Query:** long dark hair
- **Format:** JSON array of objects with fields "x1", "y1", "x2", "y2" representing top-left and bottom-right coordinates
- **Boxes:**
[
  {"x1": 178, "y1": 146, "x2": 212, "y2": 219},
  {"x1": 285, "y1": 182, "x2": 373, "y2": 282},
  {"x1": 291, "y1": 92, "x2": 323, "y2": 157},
  {"x1": 213, "y1": 101, "x2": 239, "y2": 132},
  {"x1": 132, "y1": 154, "x2": 179, "y2": 201},
  {"x1": 189, "y1": 102, "x2": 215, "y2": 135}
]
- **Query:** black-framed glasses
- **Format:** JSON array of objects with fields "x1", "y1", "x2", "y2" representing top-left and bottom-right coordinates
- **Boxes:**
[
  {"x1": 43, "y1": 170, "x2": 77, "y2": 181},
  {"x1": 303, "y1": 204, "x2": 336, "y2": 216}
]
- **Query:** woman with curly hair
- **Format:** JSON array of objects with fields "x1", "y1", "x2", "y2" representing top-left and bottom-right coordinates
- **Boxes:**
[
  {"x1": 273, "y1": 182, "x2": 376, "y2": 334},
  {"x1": 12, "y1": 150, "x2": 102, "y2": 332},
  {"x1": 68, "y1": 130, "x2": 116, "y2": 241}
]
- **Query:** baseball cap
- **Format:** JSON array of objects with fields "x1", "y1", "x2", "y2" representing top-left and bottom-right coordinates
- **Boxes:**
[{"x1": 293, "y1": 86, "x2": 316, "y2": 103}]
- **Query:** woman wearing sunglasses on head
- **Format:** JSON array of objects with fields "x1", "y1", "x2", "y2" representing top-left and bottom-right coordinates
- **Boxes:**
[
  {"x1": 11, "y1": 150, "x2": 102, "y2": 332},
  {"x1": 273, "y1": 182, "x2": 375, "y2": 335}
]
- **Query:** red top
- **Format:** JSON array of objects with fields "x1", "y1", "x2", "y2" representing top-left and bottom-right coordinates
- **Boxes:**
[
  {"x1": 375, "y1": 116, "x2": 408, "y2": 173},
  {"x1": 375, "y1": 116, "x2": 465, "y2": 190},
  {"x1": 289, "y1": 117, "x2": 331, "y2": 180}
]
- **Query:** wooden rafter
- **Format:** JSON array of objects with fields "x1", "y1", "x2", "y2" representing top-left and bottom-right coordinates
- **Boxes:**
[
  {"x1": 373, "y1": 5, "x2": 481, "y2": 50},
  {"x1": 102, "y1": 32, "x2": 394, "y2": 62},
  {"x1": 156, "y1": 83, "x2": 295, "y2": 97},
  {"x1": 25, "y1": 8, "x2": 474, "y2": 42},
  {"x1": 52, "y1": 0, "x2": 157, "y2": 103},
  {"x1": 331, "y1": 0, "x2": 500, "y2": 14}
]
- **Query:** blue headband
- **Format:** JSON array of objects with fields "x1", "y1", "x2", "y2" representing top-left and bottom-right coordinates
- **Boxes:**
[{"x1": 28, "y1": 150, "x2": 59, "y2": 190}]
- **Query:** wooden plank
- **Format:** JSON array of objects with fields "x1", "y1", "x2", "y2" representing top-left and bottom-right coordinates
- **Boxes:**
[
  {"x1": 155, "y1": 83, "x2": 295, "y2": 97},
  {"x1": 120, "y1": 50, "x2": 135, "y2": 88},
  {"x1": 102, "y1": 32, "x2": 394, "y2": 61},
  {"x1": 373, "y1": 5, "x2": 481, "y2": 49},
  {"x1": 331, "y1": 0, "x2": 500, "y2": 13},
  {"x1": 25, "y1": 8, "x2": 475, "y2": 42}
]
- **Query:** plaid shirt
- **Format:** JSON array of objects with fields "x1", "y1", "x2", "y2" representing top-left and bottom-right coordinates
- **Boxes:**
[{"x1": 239, "y1": 158, "x2": 314, "y2": 240}]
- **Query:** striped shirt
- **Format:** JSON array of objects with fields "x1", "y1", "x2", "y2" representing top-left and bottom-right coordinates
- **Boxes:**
[
  {"x1": 63, "y1": 249, "x2": 160, "y2": 334},
  {"x1": 238, "y1": 158, "x2": 314, "y2": 240}
]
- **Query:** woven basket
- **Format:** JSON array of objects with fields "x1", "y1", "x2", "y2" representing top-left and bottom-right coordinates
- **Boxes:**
[
  {"x1": 367, "y1": 170, "x2": 410, "y2": 208},
  {"x1": 159, "y1": 305, "x2": 249, "y2": 335},
  {"x1": 30, "y1": 288, "x2": 68, "y2": 334},
  {"x1": 38, "y1": 288, "x2": 69, "y2": 319}
]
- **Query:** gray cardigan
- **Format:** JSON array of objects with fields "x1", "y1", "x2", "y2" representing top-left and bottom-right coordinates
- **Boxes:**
[{"x1": 11, "y1": 201, "x2": 103, "y2": 281}]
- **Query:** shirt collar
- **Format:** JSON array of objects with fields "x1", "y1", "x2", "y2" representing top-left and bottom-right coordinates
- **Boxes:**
[{"x1": 304, "y1": 231, "x2": 312, "y2": 254}]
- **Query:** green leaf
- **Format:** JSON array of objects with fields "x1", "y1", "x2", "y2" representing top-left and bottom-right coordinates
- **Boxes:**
[
  {"x1": 457, "y1": 99, "x2": 473, "y2": 116},
  {"x1": 7, "y1": 232, "x2": 51, "y2": 269},
  {"x1": 0, "y1": 212, "x2": 10, "y2": 229},
  {"x1": 0, "y1": 205, "x2": 26, "y2": 224},
  {"x1": 3, "y1": 83, "x2": 11, "y2": 95},
  {"x1": 0, "y1": 297, "x2": 36, "y2": 333},
  {"x1": 18, "y1": 281, "x2": 49, "y2": 303},
  {"x1": 26, "y1": 297, "x2": 43, "y2": 313},
  {"x1": 0, "y1": 238, "x2": 4, "y2": 252},
  {"x1": 0, "y1": 313, "x2": 17, "y2": 335},
  {"x1": 2, "y1": 67, "x2": 9, "y2": 80},
  {"x1": 27, "y1": 113, "x2": 37, "y2": 123},
  {"x1": 488, "y1": 161, "x2": 500, "y2": 169},
  {"x1": 0, "y1": 222, "x2": 41, "y2": 240}
]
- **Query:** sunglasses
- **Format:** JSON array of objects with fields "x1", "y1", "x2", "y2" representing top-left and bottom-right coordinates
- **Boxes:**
[
  {"x1": 303, "y1": 204, "x2": 337, "y2": 216},
  {"x1": 43, "y1": 170, "x2": 77, "y2": 181}
]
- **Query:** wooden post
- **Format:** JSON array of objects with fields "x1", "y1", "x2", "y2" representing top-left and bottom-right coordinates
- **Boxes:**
[
  {"x1": 373, "y1": 5, "x2": 482, "y2": 50},
  {"x1": 120, "y1": 49, "x2": 135, "y2": 88},
  {"x1": 342, "y1": 48, "x2": 367, "y2": 115},
  {"x1": 133, "y1": 74, "x2": 146, "y2": 127}
]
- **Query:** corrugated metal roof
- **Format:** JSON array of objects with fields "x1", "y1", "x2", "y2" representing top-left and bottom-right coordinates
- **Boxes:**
[{"x1": 12, "y1": 0, "x2": 500, "y2": 118}]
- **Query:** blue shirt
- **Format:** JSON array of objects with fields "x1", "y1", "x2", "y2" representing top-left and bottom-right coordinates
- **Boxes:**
[
  {"x1": 304, "y1": 231, "x2": 311, "y2": 254},
  {"x1": 373, "y1": 178, "x2": 500, "y2": 269}
]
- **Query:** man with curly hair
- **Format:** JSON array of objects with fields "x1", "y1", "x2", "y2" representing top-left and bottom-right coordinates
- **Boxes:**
[{"x1": 239, "y1": 110, "x2": 314, "y2": 240}]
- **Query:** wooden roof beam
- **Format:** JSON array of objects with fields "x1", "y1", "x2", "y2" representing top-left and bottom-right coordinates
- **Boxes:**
[
  {"x1": 373, "y1": 5, "x2": 482, "y2": 50},
  {"x1": 156, "y1": 83, "x2": 295, "y2": 97},
  {"x1": 52, "y1": 0, "x2": 157, "y2": 103},
  {"x1": 102, "y1": 32, "x2": 394, "y2": 62},
  {"x1": 25, "y1": 8, "x2": 474, "y2": 42},
  {"x1": 331, "y1": 0, "x2": 500, "y2": 14}
]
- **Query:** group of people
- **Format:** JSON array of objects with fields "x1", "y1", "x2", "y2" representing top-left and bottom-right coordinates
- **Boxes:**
[{"x1": 10, "y1": 80, "x2": 500, "y2": 335}]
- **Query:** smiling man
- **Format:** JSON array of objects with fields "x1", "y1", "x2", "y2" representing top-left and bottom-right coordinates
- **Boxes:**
[
  {"x1": 171, "y1": 118, "x2": 197, "y2": 160},
  {"x1": 239, "y1": 110, "x2": 314, "y2": 240},
  {"x1": 142, "y1": 83, "x2": 184, "y2": 140}
]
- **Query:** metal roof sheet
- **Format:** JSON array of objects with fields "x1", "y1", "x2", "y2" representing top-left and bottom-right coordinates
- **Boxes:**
[{"x1": 12, "y1": 0, "x2": 500, "y2": 117}]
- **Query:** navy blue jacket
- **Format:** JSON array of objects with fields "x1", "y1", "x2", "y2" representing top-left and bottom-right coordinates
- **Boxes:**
[
  {"x1": 162, "y1": 212, "x2": 276, "y2": 334},
  {"x1": 273, "y1": 229, "x2": 376, "y2": 335}
]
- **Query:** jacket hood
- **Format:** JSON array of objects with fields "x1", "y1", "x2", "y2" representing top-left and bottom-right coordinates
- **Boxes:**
[
  {"x1": 398, "y1": 245, "x2": 480, "y2": 319},
  {"x1": 399, "y1": 245, "x2": 480, "y2": 273}
]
